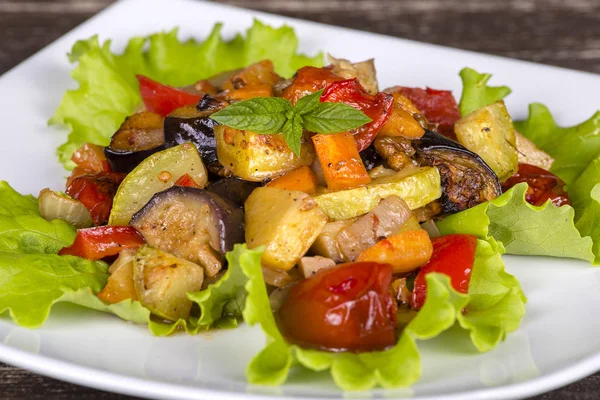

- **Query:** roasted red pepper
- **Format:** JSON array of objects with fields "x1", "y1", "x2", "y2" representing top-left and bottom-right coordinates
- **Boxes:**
[
  {"x1": 174, "y1": 173, "x2": 201, "y2": 188},
  {"x1": 395, "y1": 87, "x2": 461, "y2": 138},
  {"x1": 502, "y1": 163, "x2": 571, "y2": 207},
  {"x1": 71, "y1": 143, "x2": 111, "y2": 173},
  {"x1": 320, "y1": 79, "x2": 394, "y2": 151},
  {"x1": 280, "y1": 66, "x2": 345, "y2": 104},
  {"x1": 137, "y1": 75, "x2": 203, "y2": 116},
  {"x1": 412, "y1": 234, "x2": 477, "y2": 310},
  {"x1": 277, "y1": 262, "x2": 397, "y2": 352},
  {"x1": 59, "y1": 226, "x2": 145, "y2": 261},
  {"x1": 66, "y1": 172, "x2": 125, "y2": 226}
]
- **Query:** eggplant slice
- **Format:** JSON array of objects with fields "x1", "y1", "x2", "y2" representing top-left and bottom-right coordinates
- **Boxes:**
[
  {"x1": 164, "y1": 104, "x2": 226, "y2": 176},
  {"x1": 207, "y1": 178, "x2": 259, "y2": 207},
  {"x1": 130, "y1": 186, "x2": 244, "y2": 277},
  {"x1": 104, "y1": 112, "x2": 165, "y2": 173},
  {"x1": 413, "y1": 130, "x2": 502, "y2": 214}
]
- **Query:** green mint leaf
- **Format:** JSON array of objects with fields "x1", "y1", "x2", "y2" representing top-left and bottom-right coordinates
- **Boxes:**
[
  {"x1": 282, "y1": 114, "x2": 304, "y2": 157},
  {"x1": 303, "y1": 102, "x2": 372, "y2": 134},
  {"x1": 293, "y1": 89, "x2": 323, "y2": 116},
  {"x1": 210, "y1": 97, "x2": 292, "y2": 134}
]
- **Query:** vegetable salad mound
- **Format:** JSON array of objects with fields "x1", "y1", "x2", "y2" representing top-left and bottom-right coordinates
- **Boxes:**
[{"x1": 0, "y1": 20, "x2": 598, "y2": 391}]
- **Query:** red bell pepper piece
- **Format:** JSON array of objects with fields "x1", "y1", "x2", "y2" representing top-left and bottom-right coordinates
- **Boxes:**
[
  {"x1": 395, "y1": 87, "x2": 461, "y2": 138},
  {"x1": 71, "y1": 143, "x2": 111, "y2": 173},
  {"x1": 320, "y1": 79, "x2": 394, "y2": 151},
  {"x1": 66, "y1": 172, "x2": 125, "y2": 226},
  {"x1": 137, "y1": 75, "x2": 203, "y2": 116},
  {"x1": 174, "y1": 173, "x2": 201, "y2": 188},
  {"x1": 502, "y1": 163, "x2": 571, "y2": 207},
  {"x1": 59, "y1": 226, "x2": 145, "y2": 261},
  {"x1": 412, "y1": 234, "x2": 478, "y2": 310}
]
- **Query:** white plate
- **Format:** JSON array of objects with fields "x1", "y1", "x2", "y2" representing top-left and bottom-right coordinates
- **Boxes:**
[{"x1": 1, "y1": 0, "x2": 600, "y2": 399}]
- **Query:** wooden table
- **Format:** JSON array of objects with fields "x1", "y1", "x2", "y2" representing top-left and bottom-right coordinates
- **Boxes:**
[{"x1": 0, "y1": 0, "x2": 599, "y2": 399}]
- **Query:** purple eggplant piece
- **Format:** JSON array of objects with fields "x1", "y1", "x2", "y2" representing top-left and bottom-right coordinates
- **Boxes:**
[
  {"x1": 413, "y1": 129, "x2": 501, "y2": 214},
  {"x1": 131, "y1": 186, "x2": 245, "y2": 258},
  {"x1": 207, "y1": 178, "x2": 259, "y2": 207}
]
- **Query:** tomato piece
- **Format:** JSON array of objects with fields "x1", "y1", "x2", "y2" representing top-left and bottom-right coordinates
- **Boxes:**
[
  {"x1": 320, "y1": 79, "x2": 394, "y2": 151},
  {"x1": 174, "y1": 173, "x2": 201, "y2": 188},
  {"x1": 395, "y1": 87, "x2": 460, "y2": 138},
  {"x1": 412, "y1": 234, "x2": 477, "y2": 310},
  {"x1": 137, "y1": 75, "x2": 203, "y2": 116},
  {"x1": 71, "y1": 143, "x2": 110, "y2": 172},
  {"x1": 280, "y1": 66, "x2": 345, "y2": 104},
  {"x1": 277, "y1": 262, "x2": 397, "y2": 352},
  {"x1": 59, "y1": 226, "x2": 145, "y2": 261},
  {"x1": 66, "y1": 172, "x2": 125, "y2": 226},
  {"x1": 502, "y1": 163, "x2": 571, "y2": 207}
]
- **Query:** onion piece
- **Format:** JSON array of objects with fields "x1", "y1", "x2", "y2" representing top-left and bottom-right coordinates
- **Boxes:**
[
  {"x1": 420, "y1": 219, "x2": 441, "y2": 238},
  {"x1": 38, "y1": 188, "x2": 92, "y2": 228}
]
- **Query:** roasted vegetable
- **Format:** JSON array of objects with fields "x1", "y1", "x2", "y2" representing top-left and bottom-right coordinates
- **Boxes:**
[
  {"x1": 298, "y1": 256, "x2": 336, "y2": 279},
  {"x1": 72, "y1": 143, "x2": 110, "y2": 172},
  {"x1": 312, "y1": 132, "x2": 371, "y2": 190},
  {"x1": 414, "y1": 130, "x2": 501, "y2": 213},
  {"x1": 66, "y1": 171, "x2": 125, "y2": 225},
  {"x1": 281, "y1": 66, "x2": 344, "y2": 104},
  {"x1": 515, "y1": 131, "x2": 554, "y2": 170},
  {"x1": 373, "y1": 135, "x2": 417, "y2": 171},
  {"x1": 245, "y1": 187, "x2": 328, "y2": 271},
  {"x1": 38, "y1": 189, "x2": 92, "y2": 228},
  {"x1": 314, "y1": 166, "x2": 441, "y2": 220},
  {"x1": 356, "y1": 230, "x2": 433, "y2": 273},
  {"x1": 265, "y1": 166, "x2": 318, "y2": 194},
  {"x1": 379, "y1": 93, "x2": 425, "y2": 139},
  {"x1": 164, "y1": 105, "x2": 222, "y2": 173},
  {"x1": 109, "y1": 143, "x2": 208, "y2": 226},
  {"x1": 137, "y1": 75, "x2": 203, "y2": 116},
  {"x1": 133, "y1": 245, "x2": 204, "y2": 321},
  {"x1": 206, "y1": 178, "x2": 259, "y2": 207},
  {"x1": 454, "y1": 101, "x2": 518, "y2": 182},
  {"x1": 310, "y1": 218, "x2": 357, "y2": 262},
  {"x1": 214, "y1": 125, "x2": 315, "y2": 181},
  {"x1": 130, "y1": 186, "x2": 244, "y2": 277},
  {"x1": 336, "y1": 195, "x2": 414, "y2": 261},
  {"x1": 502, "y1": 163, "x2": 570, "y2": 207},
  {"x1": 359, "y1": 145, "x2": 383, "y2": 171},
  {"x1": 104, "y1": 112, "x2": 165, "y2": 173},
  {"x1": 98, "y1": 249, "x2": 137, "y2": 304},
  {"x1": 327, "y1": 55, "x2": 379, "y2": 95},
  {"x1": 58, "y1": 226, "x2": 145, "y2": 261}
]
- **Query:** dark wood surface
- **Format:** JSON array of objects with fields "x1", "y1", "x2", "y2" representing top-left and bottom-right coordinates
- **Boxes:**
[{"x1": 0, "y1": 0, "x2": 599, "y2": 399}]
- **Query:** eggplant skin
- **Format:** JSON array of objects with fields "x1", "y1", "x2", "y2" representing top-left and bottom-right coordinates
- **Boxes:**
[
  {"x1": 414, "y1": 130, "x2": 501, "y2": 214},
  {"x1": 105, "y1": 145, "x2": 165, "y2": 174},
  {"x1": 130, "y1": 186, "x2": 244, "y2": 265},
  {"x1": 207, "y1": 178, "x2": 259, "y2": 207},
  {"x1": 164, "y1": 105, "x2": 219, "y2": 168}
]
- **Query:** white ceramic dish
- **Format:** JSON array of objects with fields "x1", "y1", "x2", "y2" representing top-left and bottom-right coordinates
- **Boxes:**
[{"x1": 1, "y1": 0, "x2": 600, "y2": 399}]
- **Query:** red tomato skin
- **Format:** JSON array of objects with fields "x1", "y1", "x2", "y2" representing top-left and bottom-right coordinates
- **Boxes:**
[
  {"x1": 65, "y1": 172, "x2": 125, "y2": 226},
  {"x1": 395, "y1": 87, "x2": 460, "y2": 138},
  {"x1": 174, "y1": 173, "x2": 201, "y2": 188},
  {"x1": 280, "y1": 66, "x2": 345, "y2": 104},
  {"x1": 277, "y1": 262, "x2": 398, "y2": 352},
  {"x1": 137, "y1": 75, "x2": 203, "y2": 116},
  {"x1": 502, "y1": 163, "x2": 571, "y2": 207},
  {"x1": 320, "y1": 79, "x2": 394, "y2": 151},
  {"x1": 411, "y1": 234, "x2": 477, "y2": 310},
  {"x1": 59, "y1": 226, "x2": 145, "y2": 260}
]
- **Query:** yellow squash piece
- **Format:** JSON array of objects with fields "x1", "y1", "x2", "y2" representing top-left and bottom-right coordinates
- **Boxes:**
[
  {"x1": 454, "y1": 101, "x2": 518, "y2": 182},
  {"x1": 214, "y1": 125, "x2": 315, "y2": 182},
  {"x1": 133, "y1": 245, "x2": 204, "y2": 321},
  {"x1": 245, "y1": 187, "x2": 328, "y2": 271},
  {"x1": 314, "y1": 166, "x2": 442, "y2": 220},
  {"x1": 109, "y1": 143, "x2": 208, "y2": 225}
]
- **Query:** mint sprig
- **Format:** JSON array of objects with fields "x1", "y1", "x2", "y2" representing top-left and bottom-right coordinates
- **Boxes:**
[{"x1": 210, "y1": 90, "x2": 372, "y2": 156}]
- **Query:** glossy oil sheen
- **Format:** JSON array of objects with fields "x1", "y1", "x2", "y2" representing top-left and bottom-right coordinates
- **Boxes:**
[{"x1": 0, "y1": 0, "x2": 600, "y2": 399}]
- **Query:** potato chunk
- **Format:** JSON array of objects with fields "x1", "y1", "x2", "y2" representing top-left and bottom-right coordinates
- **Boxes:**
[{"x1": 245, "y1": 187, "x2": 328, "y2": 271}]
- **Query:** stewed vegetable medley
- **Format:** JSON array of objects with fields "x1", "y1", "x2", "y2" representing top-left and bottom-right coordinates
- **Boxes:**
[{"x1": 2, "y1": 21, "x2": 599, "y2": 391}]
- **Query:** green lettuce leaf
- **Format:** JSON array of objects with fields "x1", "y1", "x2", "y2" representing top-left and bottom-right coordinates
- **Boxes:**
[
  {"x1": 437, "y1": 183, "x2": 595, "y2": 263},
  {"x1": 240, "y1": 240, "x2": 524, "y2": 390},
  {"x1": 458, "y1": 67, "x2": 512, "y2": 116},
  {"x1": 514, "y1": 103, "x2": 600, "y2": 185},
  {"x1": 50, "y1": 20, "x2": 323, "y2": 169}
]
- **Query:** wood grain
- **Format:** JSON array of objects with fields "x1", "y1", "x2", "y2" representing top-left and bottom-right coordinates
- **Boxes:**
[{"x1": 0, "y1": 0, "x2": 599, "y2": 399}]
